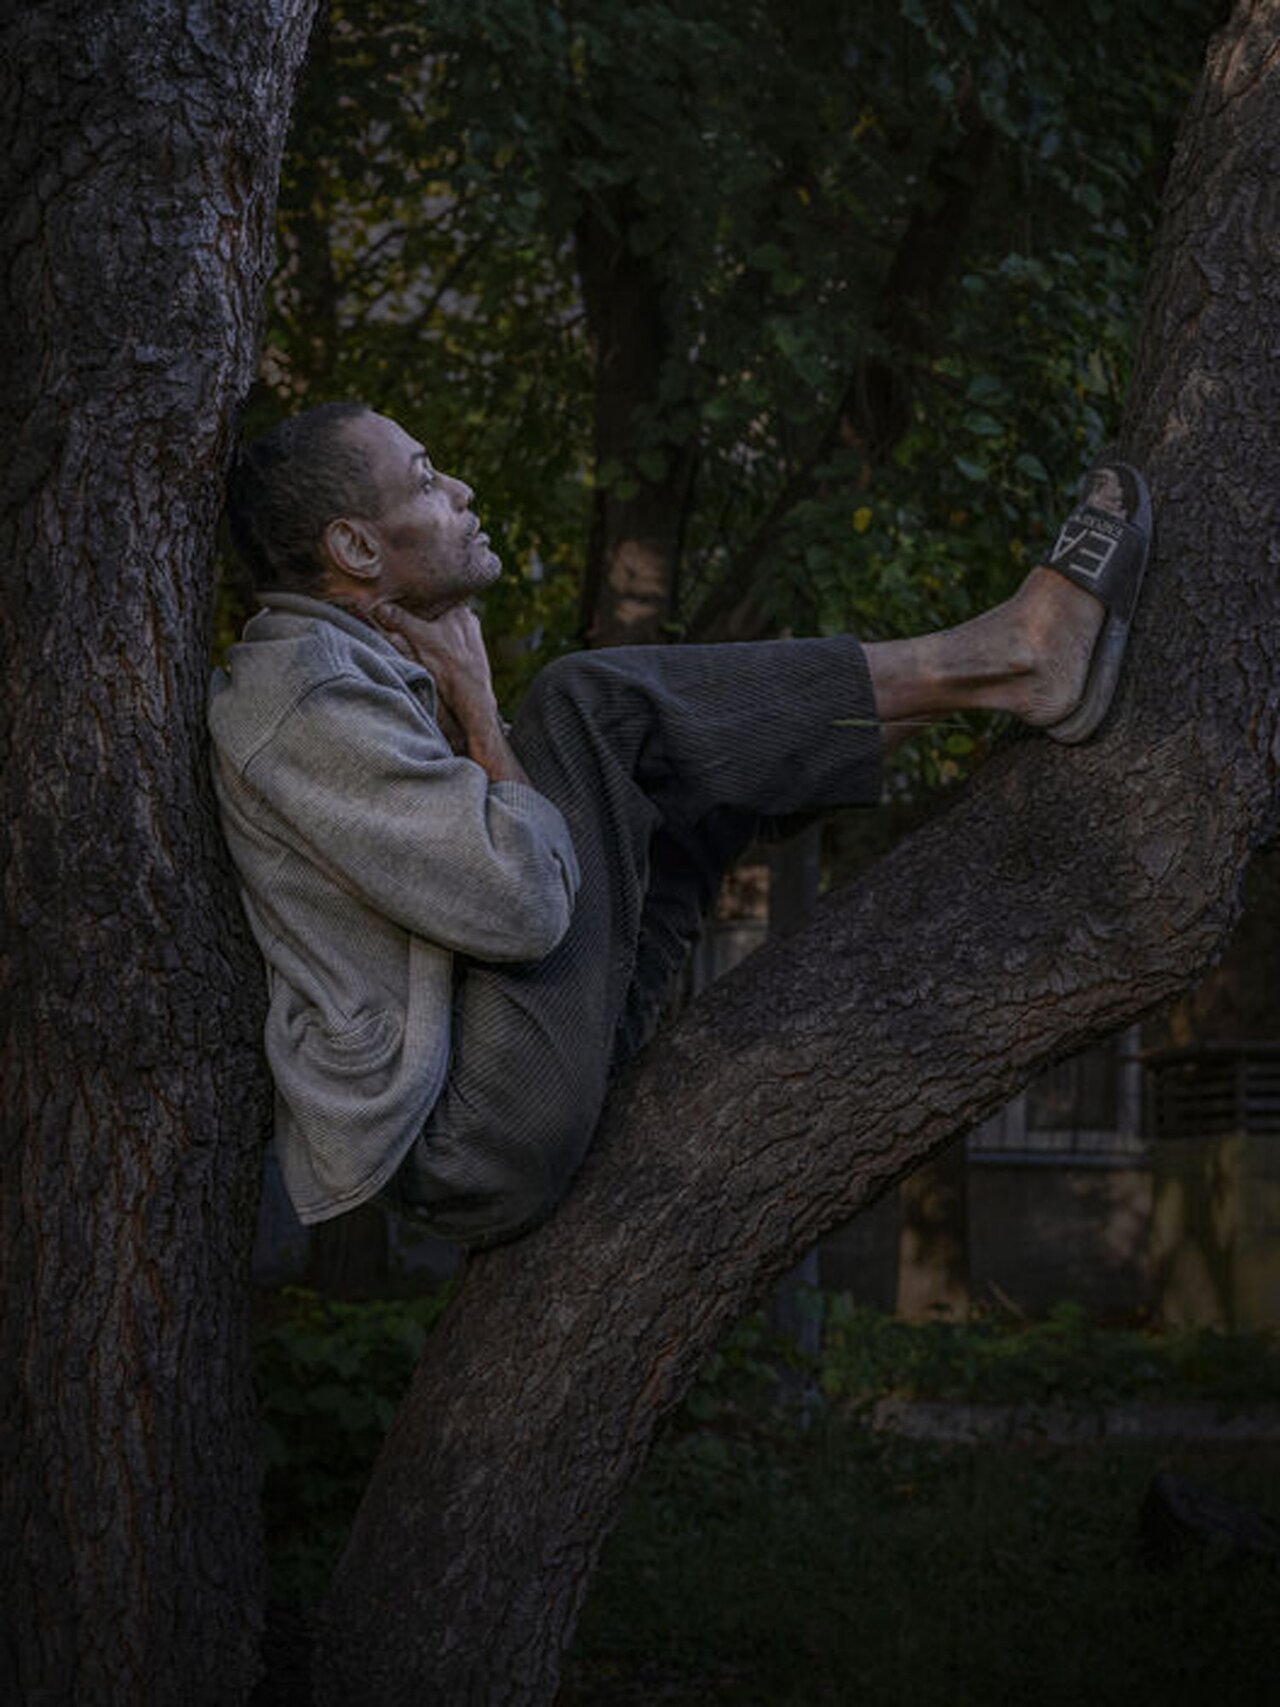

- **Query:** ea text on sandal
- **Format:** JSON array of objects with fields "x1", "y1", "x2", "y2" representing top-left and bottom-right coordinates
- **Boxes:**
[{"x1": 1050, "y1": 513, "x2": 1123, "y2": 580}]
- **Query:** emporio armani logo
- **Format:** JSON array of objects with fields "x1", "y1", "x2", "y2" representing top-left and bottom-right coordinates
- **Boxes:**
[{"x1": 1050, "y1": 510, "x2": 1123, "y2": 580}]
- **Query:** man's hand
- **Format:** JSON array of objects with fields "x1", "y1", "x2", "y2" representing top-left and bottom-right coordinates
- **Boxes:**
[{"x1": 372, "y1": 602, "x2": 530, "y2": 786}]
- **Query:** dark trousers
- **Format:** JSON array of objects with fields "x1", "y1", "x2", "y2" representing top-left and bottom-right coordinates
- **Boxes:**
[{"x1": 385, "y1": 638, "x2": 882, "y2": 1246}]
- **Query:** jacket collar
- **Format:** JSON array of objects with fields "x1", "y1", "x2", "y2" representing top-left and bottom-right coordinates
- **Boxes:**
[
  {"x1": 252, "y1": 589, "x2": 437, "y2": 706},
  {"x1": 255, "y1": 588, "x2": 392, "y2": 647}
]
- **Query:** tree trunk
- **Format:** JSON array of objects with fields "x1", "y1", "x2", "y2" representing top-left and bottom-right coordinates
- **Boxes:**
[
  {"x1": 0, "y1": 4, "x2": 317, "y2": 1704},
  {"x1": 896, "y1": 1138, "x2": 971, "y2": 1321},
  {"x1": 574, "y1": 197, "x2": 696, "y2": 646},
  {"x1": 314, "y1": 5, "x2": 1280, "y2": 1700}
]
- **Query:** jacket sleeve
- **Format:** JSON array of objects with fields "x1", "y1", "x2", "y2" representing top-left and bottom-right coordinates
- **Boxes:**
[{"x1": 241, "y1": 669, "x2": 581, "y2": 962}]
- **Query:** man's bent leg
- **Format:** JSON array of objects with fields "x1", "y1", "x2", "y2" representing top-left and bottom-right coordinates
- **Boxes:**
[{"x1": 385, "y1": 639, "x2": 882, "y2": 1247}]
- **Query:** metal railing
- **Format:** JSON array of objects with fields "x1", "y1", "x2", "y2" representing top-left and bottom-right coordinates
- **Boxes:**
[
  {"x1": 1144, "y1": 1041, "x2": 1280, "y2": 1141},
  {"x1": 967, "y1": 1026, "x2": 1146, "y2": 1167}
]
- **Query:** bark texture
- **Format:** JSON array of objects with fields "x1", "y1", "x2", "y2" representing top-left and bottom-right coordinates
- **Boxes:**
[
  {"x1": 0, "y1": 4, "x2": 317, "y2": 1703},
  {"x1": 315, "y1": 5, "x2": 1280, "y2": 1701}
]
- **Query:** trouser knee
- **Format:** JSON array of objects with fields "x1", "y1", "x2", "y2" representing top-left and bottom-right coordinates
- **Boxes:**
[
  {"x1": 390, "y1": 1096, "x2": 598, "y2": 1249},
  {"x1": 515, "y1": 651, "x2": 610, "y2": 738}
]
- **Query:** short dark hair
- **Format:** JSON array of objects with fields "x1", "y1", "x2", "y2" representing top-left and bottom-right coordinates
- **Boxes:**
[{"x1": 225, "y1": 401, "x2": 383, "y2": 592}]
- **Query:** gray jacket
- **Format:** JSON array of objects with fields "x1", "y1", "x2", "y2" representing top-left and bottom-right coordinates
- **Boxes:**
[{"x1": 207, "y1": 593, "x2": 580, "y2": 1223}]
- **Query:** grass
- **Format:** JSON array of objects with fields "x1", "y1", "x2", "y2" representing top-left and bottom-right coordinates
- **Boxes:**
[{"x1": 253, "y1": 1292, "x2": 1280, "y2": 1702}]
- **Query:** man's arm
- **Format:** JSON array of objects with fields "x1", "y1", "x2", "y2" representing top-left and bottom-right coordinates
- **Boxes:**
[
  {"x1": 372, "y1": 601, "x2": 528, "y2": 786},
  {"x1": 228, "y1": 664, "x2": 579, "y2": 963}
]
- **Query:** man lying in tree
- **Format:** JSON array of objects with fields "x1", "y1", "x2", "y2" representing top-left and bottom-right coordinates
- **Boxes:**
[{"x1": 210, "y1": 402, "x2": 1151, "y2": 1247}]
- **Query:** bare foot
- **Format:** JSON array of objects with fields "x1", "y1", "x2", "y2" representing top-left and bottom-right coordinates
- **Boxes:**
[
  {"x1": 864, "y1": 564, "x2": 1107, "y2": 728},
  {"x1": 865, "y1": 460, "x2": 1145, "y2": 735},
  {"x1": 1001, "y1": 565, "x2": 1107, "y2": 729},
  {"x1": 1005, "y1": 468, "x2": 1134, "y2": 726}
]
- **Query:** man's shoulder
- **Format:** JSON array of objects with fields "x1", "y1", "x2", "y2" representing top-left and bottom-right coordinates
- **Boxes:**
[
  {"x1": 239, "y1": 592, "x2": 393, "y2": 671},
  {"x1": 208, "y1": 594, "x2": 434, "y2": 766}
]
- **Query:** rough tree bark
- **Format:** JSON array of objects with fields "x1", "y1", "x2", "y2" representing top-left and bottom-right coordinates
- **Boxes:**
[
  {"x1": 314, "y1": 6, "x2": 1280, "y2": 1702},
  {"x1": 0, "y1": 4, "x2": 318, "y2": 1704}
]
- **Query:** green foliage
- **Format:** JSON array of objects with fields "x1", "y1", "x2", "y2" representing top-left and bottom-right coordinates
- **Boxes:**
[
  {"x1": 242, "y1": 0, "x2": 1218, "y2": 753},
  {"x1": 252, "y1": 1284, "x2": 451, "y2": 1598},
  {"x1": 570, "y1": 1422, "x2": 1280, "y2": 1705},
  {"x1": 569, "y1": 1303, "x2": 1280, "y2": 1703},
  {"x1": 253, "y1": 1286, "x2": 1280, "y2": 1608},
  {"x1": 822, "y1": 1297, "x2": 1280, "y2": 1407},
  {"x1": 242, "y1": 0, "x2": 598, "y2": 697}
]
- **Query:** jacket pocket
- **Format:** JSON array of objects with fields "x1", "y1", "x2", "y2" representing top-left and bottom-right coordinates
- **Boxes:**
[{"x1": 303, "y1": 1008, "x2": 401, "y2": 1077}]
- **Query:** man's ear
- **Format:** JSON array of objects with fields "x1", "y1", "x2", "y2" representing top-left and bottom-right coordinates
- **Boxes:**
[{"x1": 321, "y1": 517, "x2": 382, "y2": 582}]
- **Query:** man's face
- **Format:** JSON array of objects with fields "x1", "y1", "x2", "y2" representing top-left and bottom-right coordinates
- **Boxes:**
[{"x1": 343, "y1": 411, "x2": 501, "y2": 613}]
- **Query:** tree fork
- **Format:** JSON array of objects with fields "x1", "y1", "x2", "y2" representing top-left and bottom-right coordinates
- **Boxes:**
[{"x1": 315, "y1": 4, "x2": 1280, "y2": 1701}]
